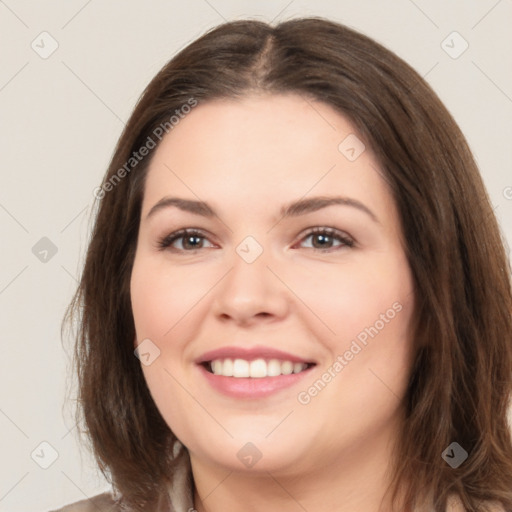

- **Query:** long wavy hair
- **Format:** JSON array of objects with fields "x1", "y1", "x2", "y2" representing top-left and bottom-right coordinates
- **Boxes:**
[{"x1": 62, "y1": 17, "x2": 512, "y2": 512}]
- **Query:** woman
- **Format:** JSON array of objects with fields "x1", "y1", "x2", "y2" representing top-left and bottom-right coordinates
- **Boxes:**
[{"x1": 56, "y1": 17, "x2": 512, "y2": 512}]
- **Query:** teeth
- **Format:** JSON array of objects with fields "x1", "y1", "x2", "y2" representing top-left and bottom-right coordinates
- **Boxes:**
[
  {"x1": 209, "y1": 358, "x2": 308, "y2": 378},
  {"x1": 233, "y1": 359, "x2": 249, "y2": 377},
  {"x1": 267, "y1": 359, "x2": 281, "y2": 377},
  {"x1": 223, "y1": 358, "x2": 234, "y2": 377},
  {"x1": 250, "y1": 359, "x2": 266, "y2": 378},
  {"x1": 281, "y1": 361, "x2": 293, "y2": 375},
  {"x1": 211, "y1": 360, "x2": 222, "y2": 375}
]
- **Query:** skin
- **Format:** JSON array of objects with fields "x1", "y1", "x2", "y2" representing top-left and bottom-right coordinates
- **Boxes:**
[{"x1": 130, "y1": 94, "x2": 416, "y2": 512}]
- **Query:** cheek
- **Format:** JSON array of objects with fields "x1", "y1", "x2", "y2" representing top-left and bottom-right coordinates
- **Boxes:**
[
  {"x1": 327, "y1": 274, "x2": 415, "y2": 407},
  {"x1": 296, "y1": 290, "x2": 414, "y2": 439},
  {"x1": 130, "y1": 258, "x2": 210, "y2": 341},
  {"x1": 283, "y1": 254, "x2": 413, "y2": 349},
  {"x1": 130, "y1": 261, "x2": 200, "y2": 436}
]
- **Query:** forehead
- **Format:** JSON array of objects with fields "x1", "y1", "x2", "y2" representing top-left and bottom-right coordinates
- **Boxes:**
[{"x1": 142, "y1": 94, "x2": 394, "y2": 223}]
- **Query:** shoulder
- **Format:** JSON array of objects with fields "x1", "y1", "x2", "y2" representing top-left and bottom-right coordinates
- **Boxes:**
[
  {"x1": 446, "y1": 494, "x2": 507, "y2": 512},
  {"x1": 475, "y1": 503, "x2": 507, "y2": 512},
  {"x1": 48, "y1": 491, "x2": 118, "y2": 512}
]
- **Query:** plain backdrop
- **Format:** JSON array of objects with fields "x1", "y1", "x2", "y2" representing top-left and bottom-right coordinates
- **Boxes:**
[{"x1": 0, "y1": 1, "x2": 511, "y2": 510}]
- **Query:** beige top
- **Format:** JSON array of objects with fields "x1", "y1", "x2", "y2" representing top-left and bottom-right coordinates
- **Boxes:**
[
  {"x1": 49, "y1": 445, "x2": 506, "y2": 512},
  {"x1": 49, "y1": 490, "x2": 507, "y2": 512},
  {"x1": 50, "y1": 443, "x2": 194, "y2": 512}
]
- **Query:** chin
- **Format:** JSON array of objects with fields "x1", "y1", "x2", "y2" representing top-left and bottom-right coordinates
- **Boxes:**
[{"x1": 181, "y1": 423, "x2": 315, "y2": 475}]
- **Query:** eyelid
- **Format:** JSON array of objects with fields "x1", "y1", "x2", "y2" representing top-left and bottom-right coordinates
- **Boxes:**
[
  {"x1": 295, "y1": 226, "x2": 355, "y2": 251},
  {"x1": 156, "y1": 228, "x2": 214, "y2": 251},
  {"x1": 156, "y1": 226, "x2": 355, "y2": 253}
]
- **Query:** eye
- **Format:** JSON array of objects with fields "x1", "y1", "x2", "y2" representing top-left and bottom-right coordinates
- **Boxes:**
[
  {"x1": 156, "y1": 227, "x2": 354, "y2": 253},
  {"x1": 157, "y1": 229, "x2": 214, "y2": 252},
  {"x1": 295, "y1": 227, "x2": 354, "y2": 252}
]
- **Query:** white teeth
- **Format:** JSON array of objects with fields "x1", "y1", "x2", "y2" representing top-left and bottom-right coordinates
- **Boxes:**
[
  {"x1": 293, "y1": 362, "x2": 304, "y2": 374},
  {"x1": 267, "y1": 359, "x2": 281, "y2": 377},
  {"x1": 211, "y1": 360, "x2": 222, "y2": 375},
  {"x1": 233, "y1": 359, "x2": 249, "y2": 377},
  {"x1": 281, "y1": 361, "x2": 293, "y2": 375},
  {"x1": 223, "y1": 358, "x2": 234, "y2": 377},
  {"x1": 209, "y1": 358, "x2": 308, "y2": 378},
  {"x1": 249, "y1": 359, "x2": 267, "y2": 378}
]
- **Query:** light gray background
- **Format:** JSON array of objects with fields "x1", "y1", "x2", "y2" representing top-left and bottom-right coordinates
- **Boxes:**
[{"x1": 1, "y1": 1, "x2": 511, "y2": 510}]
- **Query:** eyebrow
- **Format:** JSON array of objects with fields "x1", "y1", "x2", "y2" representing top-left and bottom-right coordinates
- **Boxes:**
[{"x1": 146, "y1": 195, "x2": 379, "y2": 224}]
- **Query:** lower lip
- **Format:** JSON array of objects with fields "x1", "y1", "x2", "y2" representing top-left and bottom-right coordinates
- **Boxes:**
[{"x1": 198, "y1": 364, "x2": 314, "y2": 399}]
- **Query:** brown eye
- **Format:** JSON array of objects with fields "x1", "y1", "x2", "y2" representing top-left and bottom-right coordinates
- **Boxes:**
[
  {"x1": 181, "y1": 234, "x2": 205, "y2": 250},
  {"x1": 298, "y1": 228, "x2": 354, "y2": 251},
  {"x1": 157, "y1": 229, "x2": 214, "y2": 251}
]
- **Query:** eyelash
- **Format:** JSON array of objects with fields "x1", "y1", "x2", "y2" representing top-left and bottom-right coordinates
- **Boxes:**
[{"x1": 156, "y1": 227, "x2": 355, "y2": 253}]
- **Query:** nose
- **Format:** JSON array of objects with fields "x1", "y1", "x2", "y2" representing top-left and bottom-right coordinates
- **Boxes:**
[{"x1": 211, "y1": 245, "x2": 290, "y2": 327}]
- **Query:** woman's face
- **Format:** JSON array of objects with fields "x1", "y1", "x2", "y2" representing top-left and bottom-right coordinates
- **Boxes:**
[{"x1": 130, "y1": 94, "x2": 416, "y2": 476}]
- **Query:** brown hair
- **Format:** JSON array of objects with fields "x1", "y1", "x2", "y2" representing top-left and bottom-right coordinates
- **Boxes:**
[{"x1": 62, "y1": 17, "x2": 512, "y2": 512}]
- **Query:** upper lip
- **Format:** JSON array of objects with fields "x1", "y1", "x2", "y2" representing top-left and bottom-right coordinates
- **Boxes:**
[{"x1": 196, "y1": 346, "x2": 315, "y2": 364}]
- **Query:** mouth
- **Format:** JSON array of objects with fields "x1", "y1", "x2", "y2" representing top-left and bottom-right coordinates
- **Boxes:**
[
  {"x1": 197, "y1": 358, "x2": 316, "y2": 399},
  {"x1": 195, "y1": 346, "x2": 317, "y2": 398},
  {"x1": 202, "y1": 358, "x2": 316, "y2": 378}
]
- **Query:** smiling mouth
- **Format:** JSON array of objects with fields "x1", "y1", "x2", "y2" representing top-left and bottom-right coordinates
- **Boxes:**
[{"x1": 202, "y1": 358, "x2": 316, "y2": 378}]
